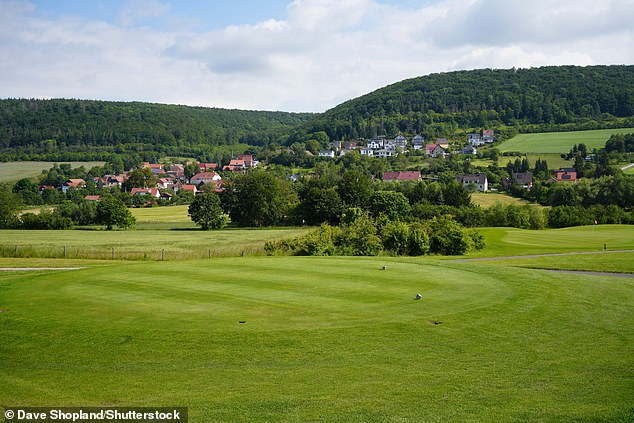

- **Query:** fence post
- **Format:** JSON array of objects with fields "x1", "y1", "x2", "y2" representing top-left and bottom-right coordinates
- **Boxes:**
[
  {"x1": 162, "y1": 248, "x2": 165, "y2": 261},
  {"x1": 208, "y1": 249, "x2": 211, "y2": 259},
  {"x1": 63, "y1": 245, "x2": 66, "y2": 258},
  {"x1": 112, "y1": 247, "x2": 115, "y2": 260}
]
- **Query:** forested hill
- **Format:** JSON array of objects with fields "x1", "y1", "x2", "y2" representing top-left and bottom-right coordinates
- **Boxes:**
[
  {"x1": 296, "y1": 65, "x2": 634, "y2": 142},
  {"x1": 0, "y1": 99, "x2": 314, "y2": 161}
]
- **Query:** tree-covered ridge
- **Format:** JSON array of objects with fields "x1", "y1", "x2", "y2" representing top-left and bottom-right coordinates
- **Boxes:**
[
  {"x1": 0, "y1": 99, "x2": 315, "y2": 160},
  {"x1": 300, "y1": 65, "x2": 634, "y2": 141}
]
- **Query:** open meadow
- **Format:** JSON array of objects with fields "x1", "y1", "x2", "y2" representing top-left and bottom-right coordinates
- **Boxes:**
[
  {"x1": 0, "y1": 224, "x2": 633, "y2": 421},
  {"x1": 0, "y1": 161, "x2": 105, "y2": 183},
  {"x1": 498, "y1": 127, "x2": 633, "y2": 154}
]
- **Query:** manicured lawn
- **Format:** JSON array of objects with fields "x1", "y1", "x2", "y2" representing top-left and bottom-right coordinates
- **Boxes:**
[
  {"x1": 0, "y1": 256, "x2": 632, "y2": 421},
  {"x1": 0, "y1": 161, "x2": 104, "y2": 182},
  {"x1": 472, "y1": 153, "x2": 572, "y2": 170},
  {"x1": 498, "y1": 128, "x2": 633, "y2": 154},
  {"x1": 467, "y1": 225, "x2": 634, "y2": 258}
]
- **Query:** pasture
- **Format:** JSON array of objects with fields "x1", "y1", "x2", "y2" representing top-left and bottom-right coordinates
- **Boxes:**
[
  {"x1": 0, "y1": 161, "x2": 104, "y2": 183},
  {"x1": 498, "y1": 127, "x2": 633, "y2": 154},
  {"x1": 0, "y1": 255, "x2": 632, "y2": 421}
]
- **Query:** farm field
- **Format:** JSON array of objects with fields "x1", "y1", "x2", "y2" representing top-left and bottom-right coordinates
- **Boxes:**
[
  {"x1": 471, "y1": 153, "x2": 571, "y2": 170},
  {"x1": 0, "y1": 254, "x2": 632, "y2": 421},
  {"x1": 498, "y1": 127, "x2": 633, "y2": 154},
  {"x1": 0, "y1": 161, "x2": 105, "y2": 182}
]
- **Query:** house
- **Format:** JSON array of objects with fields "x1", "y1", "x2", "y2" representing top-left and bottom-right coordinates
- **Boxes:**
[
  {"x1": 482, "y1": 129, "x2": 495, "y2": 142},
  {"x1": 367, "y1": 138, "x2": 384, "y2": 150},
  {"x1": 160, "y1": 192, "x2": 173, "y2": 201},
  {"x1": 130, "y1": 188, "x2": 160, "y2": 198},
  {"x1": 382, "y1": 171, "x2": 422, "y2": 182},
  {"x1": 436, "y1": 138, "x2": 449, "y2": 149},
  {"x1": 411, "y1": 135, "x2": 425, "y2": 150},
  {"x1": 223, "y1": 159, "x2": 246, "y2": 172},
  {"x1": 237, "y1": 154, "x2": 259, "y2": 168},
  {"x1": 156, "y1": 177, "x2": 174, "y2": 189},
  {"x1": 468, "y1": 133, "x2": 484, "y2": 146},
  {"x1": 375, "y1": 149, "x2": 396, "y2": 158},
  {"x1": 142, "y1": 162, "x2": 165, "y2": 175},
  {"x1": 177, "y1": 184, "x2": 199, "y2": 195},
  {"x1": 61, "y1": 179, "x2": 86, "y2": 193},
  {"x1": 393, "y1": 135, "x2": 408, "y2": 148},
  {"x1": 39, "y1": 185, "x2": 55, "y2": 194},
  {"x1": 199, "y1": 163, "x2": 218, "y2": 172},
  {"x1": 504, "y1": 172, "x2": 533, "y2": 190},
  {"x1": 318, "y1": 150, "x2": 335, "y2": 158},
  {"x1": 84, "y1": 195, "x2": 101, "y2": 202},
  {"x1": 360, "y1": 147, "x2": 374, "y2": 157},
  {"x1": 552, "y1": 168, "x2": 577, "y2": 182},
  {"x1": 167, "y1": 164, "x2": 185, "y2": 179},
  {"x1": 425, "y1": 143, "x2": 447, "y2": 158},
  {"x1": 462, "y1": 145, "x2": 478, "y2": 155},
  {"x1": 343, "y1": 141, "x2": 357, "y2": 150},
  {"x1": 190, "y1": 172, "x2": 222, "y2": 186},
  {"x1": 456, "y1": 173, "x2": 488, "y2": 192},
  {"x1": 329, "y1": 141, "x2": 342, "y2": 151}
]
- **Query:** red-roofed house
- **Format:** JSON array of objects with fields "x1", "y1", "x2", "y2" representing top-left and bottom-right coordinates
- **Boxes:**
[
  {"x1": 85, "y1": 195, "x2": 101, "y2": 202},
  {"x1": 552, "y1": 168, "x2": 577, "y2": 182},
  {"x1": 223, "y1": 159, "x2": 246, "y2": 172},
  {"x1": 130, "y1": 188, "x2": 160, "y2": 198},
  {"x1": 199, "y1": 163, "x2": 218, "y2": 172},
  {"x1": 190, "y1": 172, "x2": 222, "y2": 186},
  {"x1": 62, "y1": 179, "x2": 86, "y2": 193},
  {"x1": 237, "y1": 154, "x2": 259, "y2": 168},
  {"x1": 382, "y1": 171, "x2": 422, "y2": 182},
  {"x1": 425, "y1": 143, "x2": 447, "y2": 158},
  {"x1": 177, "y1": 184, "x2": 199, "y2": 195},
  {"x1": 142, "y1": 162, "x2": 165, "y2": 175}
]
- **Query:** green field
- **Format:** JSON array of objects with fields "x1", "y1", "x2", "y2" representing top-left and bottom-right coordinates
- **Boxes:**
[
  {"x1": 0, "y1": 161, "x2": 105, "y2": 183},
  {"x1": 1, "y1": 255, "x2": 632, "y2": 421},
  {"x1": 498, "y1": 128, "x2": 633, "y2": 154},
  {"x1": 0, "y1": 227, "x2": 312, "y2": 260},
  {"x1": 470, "y1": 192, "x2": 528, "y2": 208},
  {"x1": 471, "y1": 153, "x2": 571, "y2": 170},
  {"x1": 1, "y1": 225, "x2": 632, "y2": 421}
]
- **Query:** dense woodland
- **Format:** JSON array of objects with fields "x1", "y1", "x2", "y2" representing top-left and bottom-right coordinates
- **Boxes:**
[{"x1": 1, "y1": 65, "x2": 634, "y2": 163}]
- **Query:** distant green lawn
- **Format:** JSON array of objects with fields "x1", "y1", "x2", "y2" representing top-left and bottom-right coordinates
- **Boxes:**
[
  {"x1": 472, "y1": 153, "x2": 572, "y2": 170},
  {"x1": 499, "y1": 128, "x2": 633, "y2": 154},
  {"x1": 0, "y1": 256, "x2": 632, "y2": 421},
  {"x1": 0, "y1": 161, "x2": 104, "y2": 183},
  {"x1": 470, "y1": 192, "x2": 528, "y2": 208}
]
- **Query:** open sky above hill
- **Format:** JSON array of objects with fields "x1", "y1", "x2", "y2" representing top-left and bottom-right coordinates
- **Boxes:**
[{"x1": 1, "y1": 0, "x2": 633, "y2": 112}]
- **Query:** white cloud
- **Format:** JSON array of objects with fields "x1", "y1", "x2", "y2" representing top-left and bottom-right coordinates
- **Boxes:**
[{"x1": 0, "y1": 0, "x2": 632, "y2": 112}]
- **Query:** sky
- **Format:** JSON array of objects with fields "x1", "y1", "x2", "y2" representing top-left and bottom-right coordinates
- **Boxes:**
[{"x1": 1, "y1": 0, "x2": 633, "y2": 112}]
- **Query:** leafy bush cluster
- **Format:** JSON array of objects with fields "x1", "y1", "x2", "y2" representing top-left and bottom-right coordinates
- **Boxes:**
[{"x1": 265, "y1": 210, "x2": 484, "y2": 257}]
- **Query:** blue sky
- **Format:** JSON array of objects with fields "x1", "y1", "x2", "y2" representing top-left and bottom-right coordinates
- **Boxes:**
[{"x1": 2, "y1": 0, "x2": 633, "y2": 112}]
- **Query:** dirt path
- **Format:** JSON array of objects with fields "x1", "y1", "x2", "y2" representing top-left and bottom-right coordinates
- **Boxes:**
[{"x1": 621, "y1": 163, "x2": 634, "y2": 171}]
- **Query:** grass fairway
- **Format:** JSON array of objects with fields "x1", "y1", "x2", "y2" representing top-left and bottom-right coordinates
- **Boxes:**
[
  {"x1": 0, "y1": 161, "x2": 104, "y2": 182},
  {"x1": 471, "y1": 225, "x2": 634, "y2": 257},
  {"x1": 0, "y1": 256, "x2": 632, "y2": 421},
  {"x1": 498, "y1": 128, "x2": 633, "y2": 154}
]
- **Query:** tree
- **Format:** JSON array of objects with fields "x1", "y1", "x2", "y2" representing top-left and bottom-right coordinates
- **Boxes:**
[
  {"x1": 337, "y1": 169, "x2": 374, "y2": 209},
  {"x1": 123, "y1": 167, "x2": 157, "y2": 190},
  {"x1": 0, "y1": 187, "x2": 21, "y2": 228},
  {"x1": 96, "y1": 195, "x2": 135, "y2": 230},
  {"x1": 299, "y1": 187, "x2": 343, "y2": 225},
  {"x1": 188, "y1": 193, "x2": 228, "y2": 230},
  {"x1": 368, "y1": 190, "x2": 411, "y2": 220},
  {"x1": 221, "y1": 171, "x2": 298, "y2": 227}
]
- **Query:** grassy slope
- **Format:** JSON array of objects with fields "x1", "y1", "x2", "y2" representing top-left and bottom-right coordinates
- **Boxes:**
[
  {"x1": 0, "y1": 256, "x2": 632, "y2": 421},
  {"x1": 0, "y1": 161, "x2": 104, "y2": 182},
  {"x1": 470, "y1": 192, "x2": 528, "y2": 207},
  {"x1": 498, "y1": 128, "x2": 633, "y2": 154}
]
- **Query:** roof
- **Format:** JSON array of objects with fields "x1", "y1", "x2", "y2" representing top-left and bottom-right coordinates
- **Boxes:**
[
  {"x1": 383, "y1": 171, "x2": 421, "y2": 181},
  {"x1": 456, "y1": 173, "x2": 488, "y2": 184},
  {"x1": 191, "y1": 172, "x2": 221, "y2": 181},
  {"x1": 131, "y1": 188, "x2": 159, "y2": 196},
  {"x1": 85, "y1": 195, "x2": 101, "y2": 201}
]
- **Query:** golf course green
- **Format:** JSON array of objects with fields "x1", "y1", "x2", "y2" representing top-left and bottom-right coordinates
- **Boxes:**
[{"x1": 1, "y1": 247, "x2": 633, "y2": 421}]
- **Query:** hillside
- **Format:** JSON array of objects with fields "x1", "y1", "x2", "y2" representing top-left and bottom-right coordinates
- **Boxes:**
[
  {"x1": 0, "y1": 99, "x2": 314, "y2": 162},
  {"x1": 1, "y1": 66, "x2": 634, "y2": 163},
  {"x1": 297, "y1": 65, "x2": 634, "y2": 142}
]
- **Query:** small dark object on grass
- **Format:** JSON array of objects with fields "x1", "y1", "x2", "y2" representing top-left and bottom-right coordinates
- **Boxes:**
[
  {"x1": 415, "y1": 294, "x2": 422, "y2": 300},
  {"x1": 0, "y1": 309, "x2": 7, "y2": 313},
  {"x1": 238, "y1": 321, "x2": 247, "y2": 324},
  {"x1": 381, "y1": 265, "x2": 387, "y2": 270},
  {"x1": 431, "y1": 321, "x2": 442, "y2": 325}
]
